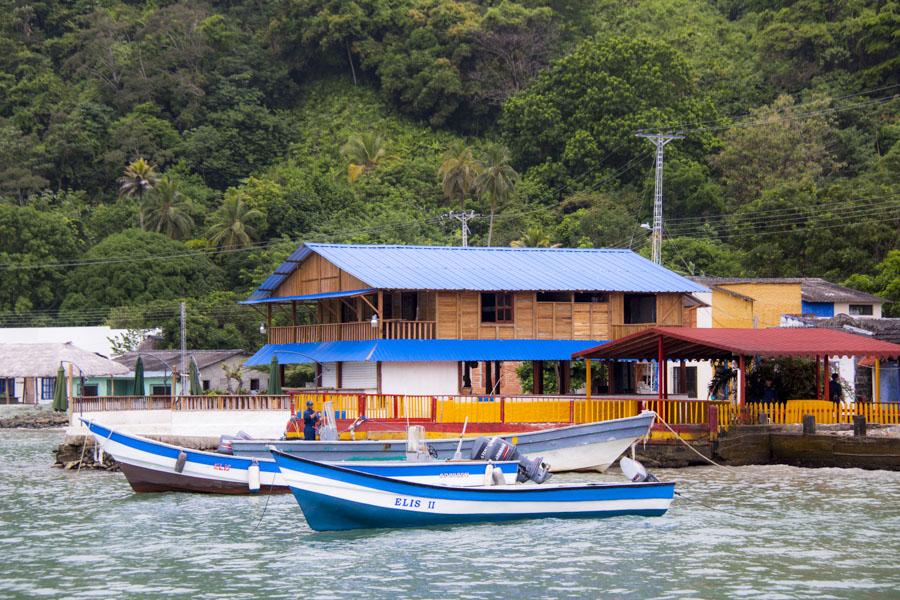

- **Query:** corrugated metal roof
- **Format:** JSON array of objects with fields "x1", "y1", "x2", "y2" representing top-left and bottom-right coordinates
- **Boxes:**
[
  {"x1": 575, "y1": 327, "x2": 900, "y2": 360},
  {"x1": 244, "y1": 339, "x2": 608, "y2": 367},
  {"x1": 239, "y1": 289, "x2": 376, "y2": 305},
  {"x1": 688, "y1": 276, "x2": 885, "y2": 304},
  {"x1": 247, "y1": 243, "x2": 708, "y2": 300}
]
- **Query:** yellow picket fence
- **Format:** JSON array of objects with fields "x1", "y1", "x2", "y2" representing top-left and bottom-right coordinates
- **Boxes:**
[
  {"x1": 743, "y1": 400, "x2": 900, "y2": 425},
  {"x1": 573, "y1": 399, "x2": 638, "y2": 423}
]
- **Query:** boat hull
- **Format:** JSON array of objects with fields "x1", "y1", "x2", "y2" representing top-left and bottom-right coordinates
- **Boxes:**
[
  {"x1": 234, "y1": 412, "x2": 656, "y2": 472},
  {"x1": 83, "y1": 420, "x2": 519, "y2": 494},
  {"x1": 272, "y1": 451, "x2": 675, "y2": 532}
]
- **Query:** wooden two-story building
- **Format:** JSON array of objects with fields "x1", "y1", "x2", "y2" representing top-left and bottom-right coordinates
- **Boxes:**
[{"x1": 242, "y1": 243, "x2": 708, "y2": 395}]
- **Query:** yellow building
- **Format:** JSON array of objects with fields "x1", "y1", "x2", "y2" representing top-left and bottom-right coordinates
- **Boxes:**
[{"x1": 689, "y1": 278, "x2": 802, "y2": 328}]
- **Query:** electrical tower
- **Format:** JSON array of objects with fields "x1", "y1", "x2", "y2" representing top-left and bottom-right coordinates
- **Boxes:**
[
  {"x1": 444, "y1": 210, "x2": 478, "y2": 247},
  {"x1": 636, "y1": 132, "x2": 683, "y2": 264}
]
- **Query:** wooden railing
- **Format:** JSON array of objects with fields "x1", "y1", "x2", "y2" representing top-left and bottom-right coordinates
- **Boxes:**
[
  {"x1": 609, "y1": 323, "x2": 658, "y2": 339},
  {"x1": 382, "y1": 319, "x2": 436, "y2": 339},
  {"x1": 72, "y1": 396, "x2": 173, "y2": 412},
  {"x1": 173, "y1": 395, "x2": 292, "y2": 411},
  {"x1": 269, "y1": 320, "x2": 436, "y2": 343}
]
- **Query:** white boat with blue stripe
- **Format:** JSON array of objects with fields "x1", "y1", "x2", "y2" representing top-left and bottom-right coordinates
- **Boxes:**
[
  {"x1": 82, "y1": 419, "x2": 520, "y2": 495},
  {"x1": 270, "y1": 450, "x2": 676, "y2": 531}
]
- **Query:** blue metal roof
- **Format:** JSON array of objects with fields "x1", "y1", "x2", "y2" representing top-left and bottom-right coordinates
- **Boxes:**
[
  {"x1": 244, "y1": 339, "x2": 608, "y2": 366},
  {"x1": 247, "y1": 243, "x2": 708, "y2": 300},
  {"x1": 239, "y1": 289, "x2": 375, "y2": 305}
]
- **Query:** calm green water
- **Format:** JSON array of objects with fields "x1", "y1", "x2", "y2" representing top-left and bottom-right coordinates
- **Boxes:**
[{"x1": 2, "y1": 429, "x2": 899, "y2": 599}]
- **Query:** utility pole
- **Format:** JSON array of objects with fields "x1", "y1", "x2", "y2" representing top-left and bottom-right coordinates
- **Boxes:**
[
  {"x1": 636, "y1": 132, "x2": 683, "y2": 264},
  {"x1": 444, "y1": 210, "x2": 478, "y2": 247},
  {"x1": 180, "y1": 301, "x2": 186, "y2": 397}
]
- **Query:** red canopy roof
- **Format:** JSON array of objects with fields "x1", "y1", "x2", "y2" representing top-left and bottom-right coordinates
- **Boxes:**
[{"x1": 574, "y1": 327, "x2": 900, "y2": 360}]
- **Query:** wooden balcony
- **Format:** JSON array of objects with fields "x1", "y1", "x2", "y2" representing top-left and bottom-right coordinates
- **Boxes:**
[
  {"x1": 269, "y1": 320, "x2": 435, "y2": 343},
  {"x1": 609, "y1": 323, "x2": 664, "y2": 339}
]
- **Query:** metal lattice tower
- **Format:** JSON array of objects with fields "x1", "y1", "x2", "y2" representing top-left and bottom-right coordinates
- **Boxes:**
[
  {"x1": 444, "y1": 210, "x2": 478, "y2": 247},
  {"x1": 636, "y1": 132, "x2": 683, "y2": 264}
]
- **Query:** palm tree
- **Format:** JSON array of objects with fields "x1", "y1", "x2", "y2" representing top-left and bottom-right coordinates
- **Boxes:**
[
  {"x1": 143, "y1": 177, "x2": 194, "y2": 240},
  {"x1": 475, "y1": 143, "x2": 519, "y2": 246},
  {"x1": 340, "y1": 133, "x2": 387, "y2": 182},
  {"x1": 437, "y1": 141, "x2": 482, "y2": 211},
  {"x1": 511, "y1": 226, "x2": 560, "y2": 248},
  {"x1": 118, "y1": 158, "x2": 158, "y2": 230},
  {"x1": 206, "y1": 195, "x2": 264, "y2": 249}
]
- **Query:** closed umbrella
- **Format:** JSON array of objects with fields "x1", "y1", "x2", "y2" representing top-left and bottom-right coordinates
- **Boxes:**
[
  {"x1": 269, "y1": 355, "x2": 282, "y2": 394},
  {"x1": 133, "y1": 356, "x2": 145, "y2": 396},
  {"x1": 189, "y1": 356, "x2": 202, "y2": 395},
  {"x1": 52, "y1": 365, "x2": 67, "y2": 412}
]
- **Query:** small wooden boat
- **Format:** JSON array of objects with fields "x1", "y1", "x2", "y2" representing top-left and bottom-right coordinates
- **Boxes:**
[
  {"x1": 82, "y1": 419, "x2": 519, "y2": 494},
  {"x1": 270, "y1": 450, "x2": 675, "y2": 531},
  {"x1": 233, "y1": 411, "x2": 656, "y2": 472}
]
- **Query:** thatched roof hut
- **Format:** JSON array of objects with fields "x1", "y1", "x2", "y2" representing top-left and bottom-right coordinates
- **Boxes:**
[{"x1": 0, "y1": 342, "x2": 130, "y2": 378}]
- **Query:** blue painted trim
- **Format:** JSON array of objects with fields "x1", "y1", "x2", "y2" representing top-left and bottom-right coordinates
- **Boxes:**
[
  {"x1": 291, "y1": 488, "x2": 668, "y2": 531},
  {"x1": 240, "y1": 288, "x2": 376, "y2": 305}
]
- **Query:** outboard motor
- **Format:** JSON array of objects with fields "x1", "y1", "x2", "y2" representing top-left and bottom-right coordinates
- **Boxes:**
[
  {"x1": 470, "y1": 436, "x2": 552, "y2": 484},
  {"x1": 216, "y1": 431, "x2": 252, "y2": 455},
  {"x1": 620, "y1": 457, "x2": 659, "y2": 482}
]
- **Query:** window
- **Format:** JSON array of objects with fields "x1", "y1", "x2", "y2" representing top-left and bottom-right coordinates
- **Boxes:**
[
  {"x1": 0, "y1": 378, "x2": 14, "y2": 398},
  {"x1": 250, "y1": 378, "x2": 260, "y2": 391},
  {"x1": 41, "y1": 378, "x2": 56, "y2": 400},
  {"x1": 401, "y1": 292, "x2": 418, "y2": 321},
  {"x1": 202, "y1": 380, "x2": 210, "y2": 391},
  {"x1": 624, "y1": 294, "x2": 656, "y2": 324},
  {"x1": 575, "y1": 292, "x2": 609, "y2": 303},
  {"x1": 849, "y1": 304, "x2": 873, "y2": 316},
  {"x1": 536, "y1": 291, "x2": 571, "y2": 303},
  {"x1": 81, "y1": 385, "x2": 99, "y2": 397},
  {"x1": 481, "y1": 293, "x2": 514, "y2": 323},
  {"x1": 151, "y1": 385, "x2": 171, "y2": 396}
]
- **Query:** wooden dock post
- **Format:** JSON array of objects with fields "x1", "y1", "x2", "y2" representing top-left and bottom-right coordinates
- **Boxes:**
[
  {"x1": 853, "y1": 415, "x2": 867, "y2": 437},
  {"x1": 802, "y1": 414, "x2": 816, "y2": 435}
]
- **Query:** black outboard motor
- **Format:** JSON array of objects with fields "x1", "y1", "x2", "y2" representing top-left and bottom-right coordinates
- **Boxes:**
[
  {"x1": 470, "y1": 436, "x2": 552, "y2": 484},
  {"x1": 216, "y1": 431, "x2": 252, "y2": 455}
]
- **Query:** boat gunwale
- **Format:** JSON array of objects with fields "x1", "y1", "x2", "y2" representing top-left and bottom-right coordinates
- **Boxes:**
[{"x1": 271, "y1": 449, "x2": 674, "y2": 495}]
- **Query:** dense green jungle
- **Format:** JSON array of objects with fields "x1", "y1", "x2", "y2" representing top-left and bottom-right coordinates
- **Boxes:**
[{"x1": 0, "y1": 0, "x2": 897, "y2": 349}]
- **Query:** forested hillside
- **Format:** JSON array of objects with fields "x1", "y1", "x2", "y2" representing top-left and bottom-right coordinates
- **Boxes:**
[{"x1": 0, "y1": 0, "x2": 897, "y2": 348}]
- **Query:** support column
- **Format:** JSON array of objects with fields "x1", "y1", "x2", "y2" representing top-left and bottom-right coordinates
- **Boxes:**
[
  {"x1": 560, "y1": 361, "x2": 571, "y2": 395},
  {"x1": 608, "y1": 362, "x2": 616, "y2": 395},
  {"x1": 585, "y1": 359, "x2": 592, "y2": 401},
  {"x1": 484, "y1": 361, "x2": 493, "y2": 395},
  {"x1": 336, "y1": 362, "x2": 343, "y2": 389},
  {"x1": 824, "y1": 355, "x2": 830, "y2": 401},
  {"x1": 376, "y1": 361, "x2": 382, "y2": 395},
  {"x1": 739, "y1": 355, "x2": 746, "y2": 407},
  {"x1": 679, "y1": 360, "x2": 687, "y2": 395},
  {"x1": 815, "y1": 355, "x2": 821, "y2": 400},
  {"x1": 874, "y1": 358, "x2": 881, "y2": 403},
  {"x1": 657, "y1": 336, "x2": 664, "y2": 400},
  {"x1": 533, "y1": 361, "x2": 544, "y2": 395}
]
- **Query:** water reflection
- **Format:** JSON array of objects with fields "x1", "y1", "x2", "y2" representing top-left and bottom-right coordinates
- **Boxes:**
[{"x1": 1, "y1": 430, "x2": 898, "y2": 598}]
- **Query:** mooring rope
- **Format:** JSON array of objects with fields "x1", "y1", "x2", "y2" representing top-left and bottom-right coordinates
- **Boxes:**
[
  {"x1": 253, "y1": 487, "x2": 274, "y2": 531},
  {"x1": 653, "y1": 414, "x2": 739, "y2": 473}
]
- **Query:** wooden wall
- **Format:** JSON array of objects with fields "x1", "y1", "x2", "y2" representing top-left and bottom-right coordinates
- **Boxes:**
[
  {"x1": 435, "y1": 292, "x2": 611, "y2": 340},
  {"x1": 273, "y1": 253, "x2": 369, "y2": 297}
]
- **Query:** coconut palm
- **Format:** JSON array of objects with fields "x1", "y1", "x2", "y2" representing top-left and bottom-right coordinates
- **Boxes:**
[
  {"x1": 511, "y1": 226, "x2": 560, "y2": 248},
  {"x1": 143, "y1": 177, "x2": 194, "y2": 240},
  {"x1": 117, "y1": 158, "x2": 158, "y2": 229},
  {"x1": 437, "y1": 141, "x2": 482, "y2": 211},
  {"x1": 475, "y1": 144, "x2": 519, "y2": 246},
  {"x1": 206, "y1": 195, "x2": 264, "y2": 249},
  {"x1": 340, "y1": 133, "x2": 387, "y2": 182}
]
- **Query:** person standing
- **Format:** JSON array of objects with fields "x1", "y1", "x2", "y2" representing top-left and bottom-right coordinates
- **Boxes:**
[
  {"x1": 828, "y1": 373, "x2": 843, "y2": 404},
  {"x1": 302, "y1": 400, "x2": 321, "y2": 440}
]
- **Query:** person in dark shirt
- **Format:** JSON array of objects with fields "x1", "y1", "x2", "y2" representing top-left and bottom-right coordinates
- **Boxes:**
[
  {"x1": 302, "y1": 401, "x2": 321, "y2": 440},
  {"x1": 828, "y1": 373, "x2": 843, "y2": 404},
  {"x1": 761, "y1": 379, "x2": 778, "y2": 404}
]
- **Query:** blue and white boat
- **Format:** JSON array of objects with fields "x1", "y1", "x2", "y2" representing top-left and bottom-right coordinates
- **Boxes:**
[
  {"x1": 270, "y1": 450, "x2": 676, "y2": 531},
  {"x1": 233, "y1": 411, "x2": 657, "y2": 473},
  {"x1": 82, "y1": 419, "x2": 520, "y2": 495}
]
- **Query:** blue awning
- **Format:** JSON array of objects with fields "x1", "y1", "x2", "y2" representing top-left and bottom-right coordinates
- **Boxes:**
[
  {"x1": 244, "y1": 339, "x2": 608, "y2": 367},
  {"x1": 239, "y1": 288, "x2": 376, "y2": 305}
]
